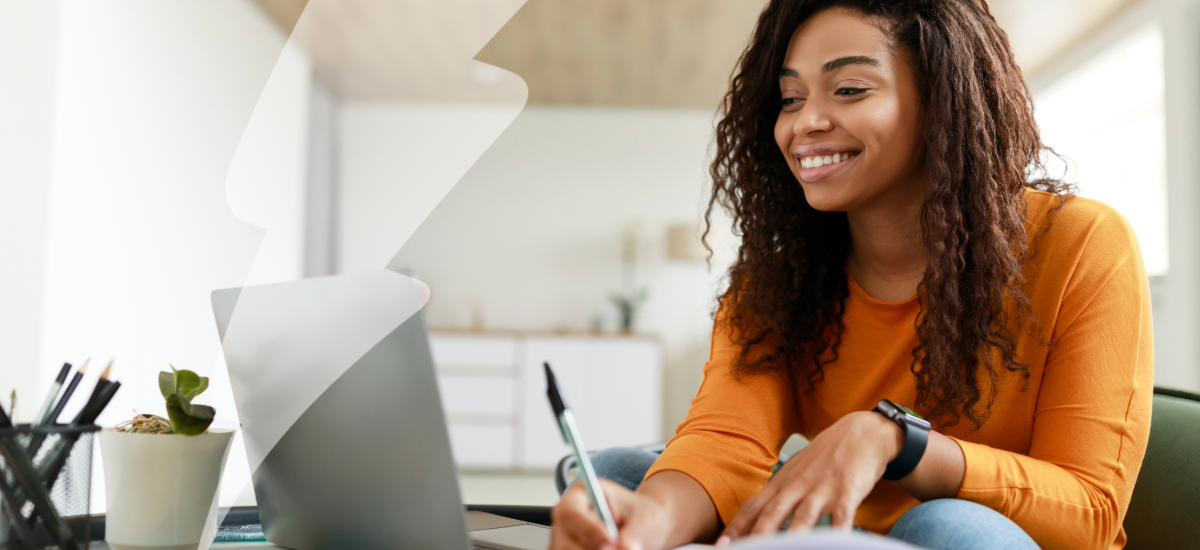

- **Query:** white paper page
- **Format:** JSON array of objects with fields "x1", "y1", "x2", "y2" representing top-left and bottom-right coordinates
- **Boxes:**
[{"x1": 674, "y1": 530, "x2": 920, "y2": 549}]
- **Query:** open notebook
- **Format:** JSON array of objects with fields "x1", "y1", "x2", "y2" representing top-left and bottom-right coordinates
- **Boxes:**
[{"x1": 676, "y1": 530, "x2": 920, "y2": 549}]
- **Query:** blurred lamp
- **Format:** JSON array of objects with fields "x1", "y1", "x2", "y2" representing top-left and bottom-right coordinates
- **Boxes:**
[{"x1": 666, "y1": 223, "x2": 706, "y2": 262}]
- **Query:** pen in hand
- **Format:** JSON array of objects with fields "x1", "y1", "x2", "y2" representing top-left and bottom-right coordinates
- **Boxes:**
[{"x1": 544, "y1": 362, "x2": 620, "y2": 540}]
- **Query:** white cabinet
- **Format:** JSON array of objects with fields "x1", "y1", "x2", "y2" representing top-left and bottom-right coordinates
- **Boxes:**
[{"x1": 431, "y1": 332, "x2": 662, "y2": 472}]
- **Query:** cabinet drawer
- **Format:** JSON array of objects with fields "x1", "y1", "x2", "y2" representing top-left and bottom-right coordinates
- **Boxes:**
[
  {"x1": 448, "y1": 425, "x2": 514, "y2": 469},
  {"x1": 438, "y1": 376, "x2": 515, "y2": 416},
  {"x1": 431, "y1": 335, "x2": 516, "y2": 369}
]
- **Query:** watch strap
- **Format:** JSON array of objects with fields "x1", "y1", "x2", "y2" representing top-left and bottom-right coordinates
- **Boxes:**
[
  {"x1": 873, "y1": 400, "x2": 930, "y2": 482},
  {"x1": 882, "y1": 415, "x2": 929, "y2": 481}
]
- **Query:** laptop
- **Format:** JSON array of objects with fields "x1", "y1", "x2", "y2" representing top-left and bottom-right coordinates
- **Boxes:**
[{"x1": 212, "y1": 270, "x2": 550, "y2": 550}]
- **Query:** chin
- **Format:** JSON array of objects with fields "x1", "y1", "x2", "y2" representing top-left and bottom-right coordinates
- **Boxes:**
[{"x1": 798, "y1": 181, "x2": 854, "y2": 212}]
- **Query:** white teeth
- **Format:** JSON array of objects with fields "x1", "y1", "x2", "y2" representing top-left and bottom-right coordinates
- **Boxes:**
[{"x1": 801, "y1": 152, "x2": 856, "y2": 169}]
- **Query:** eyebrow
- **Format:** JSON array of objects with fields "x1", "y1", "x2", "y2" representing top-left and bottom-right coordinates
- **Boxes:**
[
  {"x1": 778, "y1": 55, "x2": 883, "y2": 78},
  {"x1": 822, "y1": 55, "x2": 881, "y2": 73}
]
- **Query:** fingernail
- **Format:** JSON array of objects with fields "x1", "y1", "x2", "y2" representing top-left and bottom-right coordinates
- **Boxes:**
[{"x1": 715, "y1": 535, "x2": 730, "y2": 547}]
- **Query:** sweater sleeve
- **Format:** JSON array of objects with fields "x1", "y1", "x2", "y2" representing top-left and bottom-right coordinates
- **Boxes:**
[
  {"x1": 950, "y1": 204, "x2": 1154, "y2": 550},
  {"x1": 644, "y1": 304, "x2": 802, "y2": 527}
]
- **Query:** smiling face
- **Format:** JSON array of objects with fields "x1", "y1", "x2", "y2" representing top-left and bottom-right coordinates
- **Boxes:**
[{"x1": 775, "y1": 8, "x2": 927, "y2": 213}]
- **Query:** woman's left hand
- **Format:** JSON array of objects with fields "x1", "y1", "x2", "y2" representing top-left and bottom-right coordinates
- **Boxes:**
[{"x1": 716, "y1": 411, "x2": 903, "y2": 545}]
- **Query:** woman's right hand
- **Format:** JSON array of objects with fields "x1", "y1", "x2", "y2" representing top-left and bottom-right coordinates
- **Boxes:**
[{"x1": 550, "y1": 478, "x2": 674, "y2": 550}]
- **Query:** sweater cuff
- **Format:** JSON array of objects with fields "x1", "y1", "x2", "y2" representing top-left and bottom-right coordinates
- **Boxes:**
[
  {"x1": 948, "y1": 436, "x2": 1006, "y2": 509},
  {"x1": 644, "y1": 448, "x2": 742, "y2": 527}
]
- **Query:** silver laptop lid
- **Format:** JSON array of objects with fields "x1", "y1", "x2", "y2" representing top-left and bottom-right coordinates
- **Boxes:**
[{"x1": 212, "y1": 270, "x2": 471, "y2": 550}]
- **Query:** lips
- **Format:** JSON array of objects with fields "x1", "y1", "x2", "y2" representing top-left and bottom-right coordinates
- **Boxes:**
[
  {"x1": 793, "y1": 147, "x2": 861, "y2": 183},
  {"x1": 792, "y1": 149, "x2": 859, "y2": 183}
]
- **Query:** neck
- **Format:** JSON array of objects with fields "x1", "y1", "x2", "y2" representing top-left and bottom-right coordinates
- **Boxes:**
[{"x1": 844, "y1": 179, "x2": 929, "y2": 298}]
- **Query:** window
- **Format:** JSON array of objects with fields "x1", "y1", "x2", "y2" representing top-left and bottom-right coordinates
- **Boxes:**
[{"x1": 1034, "y1": 23, "x2": 1168, "y2": 276}]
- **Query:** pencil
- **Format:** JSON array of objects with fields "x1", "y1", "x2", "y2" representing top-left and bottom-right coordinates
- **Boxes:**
[
  {"x1": 25, "y1": 361, "x2": 92, "y2": 457},
  {"x1": 0, "y1": 393, "x2": 11, "y2": 428},
  {"x1": 80, "y1": 360, "x2": 114, "y2": 416},
  {"x1": 35, "y1": 363, "x2": 71, "y2": 426},
  {"x1": 40, "y1": 381, "x2": 121, "y2": 492},
  {"x1": 46, "y1": 359, "x2": 88, "y2": 426}
]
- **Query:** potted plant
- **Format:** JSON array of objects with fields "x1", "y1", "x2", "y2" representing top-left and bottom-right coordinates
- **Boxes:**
[{"x1": 100, "y1": 367, "x2": 235, "y2": 550}]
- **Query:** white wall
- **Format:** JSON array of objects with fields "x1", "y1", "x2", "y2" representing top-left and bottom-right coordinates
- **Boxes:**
[
  {"x1": 338, "y1": 102, "x2": 526, "y2": 275},
  {"x1": 341, "y1": 106, "x2": 738, "y2": 435},
  {"x1": 1028, "y1": 0, "x2": 1200, "y2": 392},
  {"x1": 28, "y1": 0, "x2": 311, "y2": 510},
  {"x1": 0, "y1": 0, "x2": 61, "y2": 423},
  {"x1": 1156, "y1": 0, "x2": 1200, "y2": 392}
]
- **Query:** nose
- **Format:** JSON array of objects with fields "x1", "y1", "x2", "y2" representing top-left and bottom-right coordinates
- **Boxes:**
[{"x1": 793, "y1": 98, "x2": 834, "y2": 136}]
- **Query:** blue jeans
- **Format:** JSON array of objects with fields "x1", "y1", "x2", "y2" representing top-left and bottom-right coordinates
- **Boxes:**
[{"x1": 586, "y1": 447, "x2": 1040, "y2": 550}]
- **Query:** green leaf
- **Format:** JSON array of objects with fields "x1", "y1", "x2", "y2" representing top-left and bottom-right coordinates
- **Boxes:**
[
  {"x1": 186, "y1": 376, "x2": 209, "y2": 401},
  {"x1": 159, "y1": 371, "x2": 175, "y2": 400},
  {"x1": 173, "y1": 369, "x2": 203, "y2": 401},
  {"x1": 165, "y1": 394, "x2": 215, "y2": 436}
]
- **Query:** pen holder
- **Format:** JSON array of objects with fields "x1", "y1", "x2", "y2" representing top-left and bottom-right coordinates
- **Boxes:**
[{"x1": 0, "y1": 424, "x2": 97, "y2": 550}]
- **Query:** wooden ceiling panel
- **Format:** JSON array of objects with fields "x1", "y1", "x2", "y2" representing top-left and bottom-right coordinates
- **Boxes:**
[
  {"x1": 476, "y1": 0, "x2": 768, "y2": 109},
  {"x1": 252, "y1": 0, "x2": 1145, "y2": 106},
  {"x1": 260, "y1": 0, "x2": 528, "y2": 102}
]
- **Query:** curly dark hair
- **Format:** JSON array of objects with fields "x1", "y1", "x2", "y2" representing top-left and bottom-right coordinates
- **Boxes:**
[{"x1": 704, "y1": 0, "x2": 1072, "y2": 429}]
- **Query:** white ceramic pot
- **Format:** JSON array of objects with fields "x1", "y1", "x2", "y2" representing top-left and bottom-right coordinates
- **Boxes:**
[{"x1": 99, "y1": 429, "x2": 235, "y2": 550}]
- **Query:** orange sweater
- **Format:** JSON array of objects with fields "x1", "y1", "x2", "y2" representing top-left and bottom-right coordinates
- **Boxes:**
[{"x1": 646, "y1": 190, "x2": 1154, "y2": 550}]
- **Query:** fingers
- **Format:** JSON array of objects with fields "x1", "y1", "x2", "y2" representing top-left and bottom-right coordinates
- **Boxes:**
[
  {"x1": 782, "y1": 496, "x2": 825, "y2": 535},
  {"x1": 715, "y1": 490, "x2": 770, "y2": 545},
  {"x1": 552, "y1": 482, "x2": 618, "y2": 550},
  {"x1": 829, "y1": 499, "x2": 857, "y2": 532},
  {"x1": 746, "y1": 489, "x2": 804, "y2": 537},
  {"x1": 719, "y1": 491, "x2": 857, "y2": 546},
  {"x1": 597, "y1": 479, "x2": 636, "y2": 526}
]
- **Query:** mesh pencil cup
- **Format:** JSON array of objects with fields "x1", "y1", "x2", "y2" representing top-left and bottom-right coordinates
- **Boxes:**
[{"x1": 0, "y1": 424, "x2": 98, "y2": 550}]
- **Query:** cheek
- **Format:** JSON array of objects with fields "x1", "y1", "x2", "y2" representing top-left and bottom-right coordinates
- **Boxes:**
[
  {"x1": 775, "y1": 114, "x2": 795, "y2": 160},
  {"x1": 849, "y1": 99, "x2": 921, "y2": 174}
]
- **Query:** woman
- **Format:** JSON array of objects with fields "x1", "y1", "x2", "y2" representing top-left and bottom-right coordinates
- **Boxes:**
[{"x1": 551, "y1": 1, "x2": 1152, "y2": 550}]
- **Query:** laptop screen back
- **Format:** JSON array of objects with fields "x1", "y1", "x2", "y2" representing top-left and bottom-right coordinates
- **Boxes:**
[{"x1": 212, "y1": 271, "x2": 470, "y2": 550}]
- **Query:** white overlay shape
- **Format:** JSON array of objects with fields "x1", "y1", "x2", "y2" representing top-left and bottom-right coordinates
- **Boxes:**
[{"x1": 218, "y1": 269, "x2": 430, "y2": 473}]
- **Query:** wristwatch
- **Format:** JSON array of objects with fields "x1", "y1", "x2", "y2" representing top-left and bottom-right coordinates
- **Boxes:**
[{"x1": 872, "y1": 399, "x2": 931, "y2": 481}]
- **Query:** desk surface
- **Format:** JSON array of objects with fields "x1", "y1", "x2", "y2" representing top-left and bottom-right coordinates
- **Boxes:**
[
  {"x1": 91, "y1": 545, "x2": 278, "y2": 550},
  {"x1": 88, "y1": 508, "x2": 550, "y2": 549}
]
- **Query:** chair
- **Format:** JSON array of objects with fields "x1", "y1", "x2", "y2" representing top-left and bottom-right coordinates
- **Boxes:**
[
  {"x1": 1123, "y1": 387, "x2": 1200, "y2": 550},
  {"x1": 556, "y1": 387, "x2": 1200, "y2": 550}
]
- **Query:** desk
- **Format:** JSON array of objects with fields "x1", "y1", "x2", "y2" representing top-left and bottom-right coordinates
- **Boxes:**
[
  {"x1": 87, "y1": 505, "x2": 553, "y2": 547},
  {"x1": 90, "y1": 544, "x2": 276, "y2": 549}
]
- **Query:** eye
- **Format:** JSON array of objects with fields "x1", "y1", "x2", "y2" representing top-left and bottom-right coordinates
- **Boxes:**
[{"x1": 835, "y1": 87, "x2": 867, "y2": 96}]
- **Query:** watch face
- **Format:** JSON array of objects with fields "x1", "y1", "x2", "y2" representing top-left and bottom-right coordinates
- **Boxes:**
[{"x1": 894, "y1": 403, "x2": 924, "y2": 420}]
